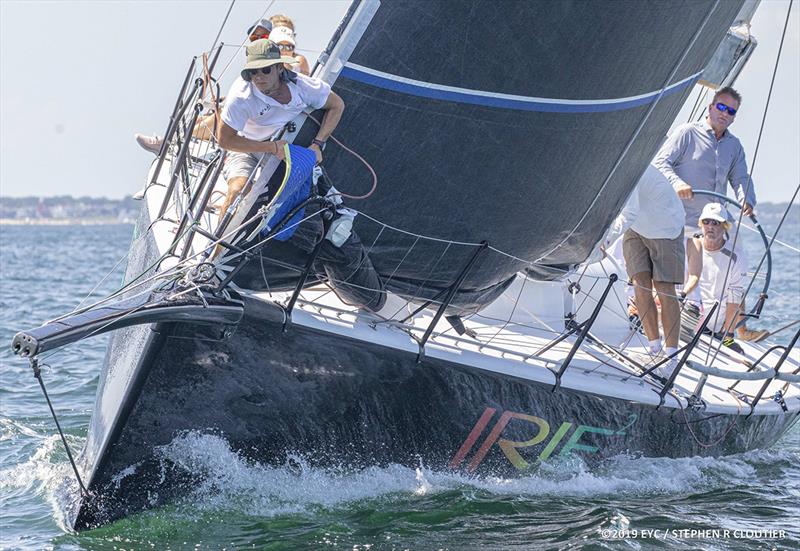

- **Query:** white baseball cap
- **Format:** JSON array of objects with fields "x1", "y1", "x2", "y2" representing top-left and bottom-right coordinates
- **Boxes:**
[
  {"x1": 269, "y1": 25, "x2": 296, "y2": 46},
  {"x1": 699, "y1": 202, "x2": 729, "y2": 223}
]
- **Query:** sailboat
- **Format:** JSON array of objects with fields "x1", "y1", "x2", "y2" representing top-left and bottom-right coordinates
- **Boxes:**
[{"x1": 11, "y1": 0, "x2": 799, "y2": 530}]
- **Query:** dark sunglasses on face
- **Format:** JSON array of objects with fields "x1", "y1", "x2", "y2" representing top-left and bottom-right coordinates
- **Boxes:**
[
  {"x1": 701, "y1": 219, "x2": 721, "y2": 226},
  {"x1": 247, "y1": 66, "x2": 274, "y2": 77},
  {"x1": 277, "y1": 43, "x2": 295, "y2": 52},
  {"x1": 714, "y1": 102, "x2": 737, "y2": 116},
  {"x1": 249, "y1": 33, "x2": 270, "y2": 42}
]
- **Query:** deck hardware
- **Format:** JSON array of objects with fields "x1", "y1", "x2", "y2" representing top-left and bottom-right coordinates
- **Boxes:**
[
  {"x1": 747, "y1": 328, "x2": 800, "y2": 416},
  {"x1": 552, "y1": 274, "x2": 618, "y2": 391},
  {"x1": 416, "y1": 242, "x2": 488, "y2": 363},
  {"x1": 773, "y1": 391, "x2": 788, "y2": 412},
  {"x1": 150, "y1": 59, "x2": 199, "y2": 190},
  {"x1": 656, "y1": 301, "x2": 718, "y2": 408},
  {"x1": 158, "y1": 102, "x2": 205, "y2": 220},
  {"x1": 282, "y1": 205, "x2": 336, "y2": 330},
  {"x1": 172, "y1": 150, "x2": 226, "y2": 260},
  {"x1": 686, "y1": 395, "x2": 706, "y2": 411},
  {"x1": 729, "y1": 344, "x2": 787, "y2": 391},
  {"x1": 29, "y1": 358, "x2": 89, "y2": 497}
]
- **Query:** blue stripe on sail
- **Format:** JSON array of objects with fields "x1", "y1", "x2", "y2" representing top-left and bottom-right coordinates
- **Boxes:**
[{"x1": 339, "y1": 63, "x2": 701, "y2": 113}]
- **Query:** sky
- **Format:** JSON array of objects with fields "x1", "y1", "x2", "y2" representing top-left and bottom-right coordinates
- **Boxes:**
[{"x1": 0, "y1": 0, "x2": 798, "y2": 203}]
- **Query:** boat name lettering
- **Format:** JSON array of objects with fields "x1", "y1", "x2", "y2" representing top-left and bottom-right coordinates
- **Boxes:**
[{"x1": 450, "y1": 407, "x2": 638, "y2": 472}]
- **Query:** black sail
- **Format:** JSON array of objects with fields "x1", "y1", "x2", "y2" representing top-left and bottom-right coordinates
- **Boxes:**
[{"x1": 289, "y1": 0, "x2": 744, "y2": 309}]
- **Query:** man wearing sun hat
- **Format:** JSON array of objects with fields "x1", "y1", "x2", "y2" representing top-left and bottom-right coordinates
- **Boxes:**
[
  {"x1": 682, "y1": 202, "x2": 769, "y2": 346},
  {"x1": 216, "y1": 38, "x2": 345, "y2": 218}
]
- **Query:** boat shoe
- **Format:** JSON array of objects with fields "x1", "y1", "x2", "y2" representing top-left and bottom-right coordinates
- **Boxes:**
[{"x1": 737, "y1": 328, "x2": 770, "y2": 342}]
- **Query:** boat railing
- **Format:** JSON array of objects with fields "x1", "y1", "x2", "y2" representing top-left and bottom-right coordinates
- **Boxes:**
[
  {"x1": 196, "y1": 193, "x2": 798, "y2": 408},
  {"x1": 127, "y1": 42, "x2": 797, "y2": 410}
]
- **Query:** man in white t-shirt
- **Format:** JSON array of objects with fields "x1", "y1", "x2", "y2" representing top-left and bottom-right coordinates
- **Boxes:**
[
  {"x1": 683, "y1": 203, "x2": 769, "y2": 346},
  {"x1": 217, "y1": 39, "x2": 344, "y2": 217}
]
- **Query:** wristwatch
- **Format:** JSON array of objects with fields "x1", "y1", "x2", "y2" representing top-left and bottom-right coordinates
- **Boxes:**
[{"x1": 312, "y1": 138, "x2": 326, "y2": 148}]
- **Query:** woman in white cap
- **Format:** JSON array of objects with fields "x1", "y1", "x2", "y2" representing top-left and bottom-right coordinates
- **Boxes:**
[{"x1": 269, "y1": 14, "x2": 310, "y2": 76}]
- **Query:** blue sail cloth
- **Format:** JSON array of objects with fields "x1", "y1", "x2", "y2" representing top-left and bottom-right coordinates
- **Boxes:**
[{"x1": 261, "y1": 144, "x2": 317, "y2": 241}]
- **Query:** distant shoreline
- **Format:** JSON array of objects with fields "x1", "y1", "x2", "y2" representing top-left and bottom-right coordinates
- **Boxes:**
[{"x1": 0, "y1": 218, "x2": 135, "y2": 226}]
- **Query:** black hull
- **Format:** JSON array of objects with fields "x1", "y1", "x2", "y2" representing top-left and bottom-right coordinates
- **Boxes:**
[{"x1": 73, "y1": 312, "x2": 800, "y2": 529}]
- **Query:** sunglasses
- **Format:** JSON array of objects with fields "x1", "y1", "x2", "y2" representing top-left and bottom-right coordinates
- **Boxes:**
[
  {"x1": 701, "y1": 219, "x2": 721, "y2": 226},
  {"x1": 714, "y1": 102, "x2": 737, "y2": 116},
  {"x1": 246, "y1": 66, "x2": 274, "y2": 77},
  {"x1": 277, "y1": 43, "x2": 295, "y2": 52},
  {"x1": 249, "y1": 32, "x2": 270, "y2": 42}
]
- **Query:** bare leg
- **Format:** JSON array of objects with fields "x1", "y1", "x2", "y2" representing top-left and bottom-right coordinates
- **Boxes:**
[
  {"x1": 193, "y1": 114, "x2": 216, "y2": 141},
  {"x1": 632, "y1": 272, "x2": 659, "y2": 343},
  {"x1": 212, "y1": 175, "x2": 249, "y2": 259},
  {"x1": 654, "y1": 281, "x2": 680, "y2": 348}
]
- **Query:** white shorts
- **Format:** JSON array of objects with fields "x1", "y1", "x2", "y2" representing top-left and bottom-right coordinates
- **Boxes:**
[{"x1": 222, "y1": 151, "x2": 270, "y2": 183}]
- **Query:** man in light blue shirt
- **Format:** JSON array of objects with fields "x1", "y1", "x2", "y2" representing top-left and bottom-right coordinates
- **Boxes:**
[{"x1": 653, "y1": 86, "x2": 757, "y2": 235}]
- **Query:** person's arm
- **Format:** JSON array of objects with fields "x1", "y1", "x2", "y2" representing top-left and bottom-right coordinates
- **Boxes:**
[
  {"x1": 308, "y1": 91, "x2": 344, "y2": 164},
  {"x1": 295, "y1": 54, "x2": 311, "y2": 76},
  {"x1": 718, "y1": 248, "x2": 748, "y2": 332},
  {"x1": 721, "y1": 301, "x2": 744, "y2": 335},
  {"x1": 683, "y1": 237, "x2": 703, "y2": 296},
  {"x1": 217, "y1": 123, "x2": 287, "y2": 159},
  {"x1": 605, "y1": 186, "x2": 639, "y2": 246},
  {"x1": 652, "y1": 126, "x2": 693, "y2": 199},
  {"x1": 728, "y1": 143, "x2": 757, "y2": 216}
]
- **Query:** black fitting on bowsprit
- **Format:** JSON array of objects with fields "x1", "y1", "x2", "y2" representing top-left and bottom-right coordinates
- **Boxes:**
[
  {"x1": 30, "y1": 358, "x2": 89, "y2": 497},
  {"x1": 753, "y1": 292, "x2": 768, "y2": 317}
]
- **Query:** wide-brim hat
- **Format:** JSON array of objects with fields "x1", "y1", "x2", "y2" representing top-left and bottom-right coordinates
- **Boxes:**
[
  {"x1": 699, "y1": 202, "x2": 729, "y2": 223},
  {"x1": 241, "y1": 39, "x2": 298, "y2": 79}
]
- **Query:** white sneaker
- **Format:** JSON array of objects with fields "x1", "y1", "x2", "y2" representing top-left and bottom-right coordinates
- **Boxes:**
[
  {"x1": 135, "y1": 133, "x2": 163, "y2": 154},
  {"x1": 656, "y1": 358, "x2": 678, "y2": 380}
]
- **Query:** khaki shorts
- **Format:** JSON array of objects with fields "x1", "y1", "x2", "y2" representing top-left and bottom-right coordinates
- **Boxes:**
[{"x1": 622, "y1": 229, "x2": 685, "y2": 284}]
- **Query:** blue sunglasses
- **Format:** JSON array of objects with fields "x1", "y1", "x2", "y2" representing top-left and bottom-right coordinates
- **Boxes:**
[{"x1": 715, "y1": 102, "x2": 737, "y2": 116}]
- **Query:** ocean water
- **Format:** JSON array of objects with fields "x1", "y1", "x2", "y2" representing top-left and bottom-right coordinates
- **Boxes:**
[{"x1": 1, "y1": 214, "x2": 798, "y2": 550}]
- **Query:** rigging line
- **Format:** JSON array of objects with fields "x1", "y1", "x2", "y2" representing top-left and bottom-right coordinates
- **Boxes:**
[
  {"x1": 386, "y1": 242, "x2": 454, "y2": 321},
  {"x1": 30, "y1": 360, "x2": 88, "y2": 497},
  {"x1": 533, "y1": 0, "x2": 721, "y2": 264},
  {"x1": 46, "y1": 221, "x2": 202, "y2": 324},
  {"x1": 687, "y1": 86, "x2": 707, "y2": 123},
  {"x1": 740, "y1": 222, "x2": 800, "y2": 253},
  {"x1": 483, "y1": 275, "x2": 527, "y2": 348},
  {"x1": 212, "y1": 207, "x2": 329, "y2": 268},
  {"x1": 355, "y1": 211, "x2": 486, "y2": 247},
  {"x1": 678, "y1": 389, "x2": 742, "y2": 448},
  {"x1": 208, "y1": 0, "x2": 236, "y2": 54},
  {"x1": 215, "y1": 0, "x2": 277, "y2": 81},
  {"x1": 769, "y1": 319, "x2": 800, "y2": 338},
  {"x1": 705, "y1": 0, "x2": 794, "y2": 366},
  {"x1": 306, "y1": 114, "x2": 377, "y2": 200},
  {"x1": 693, "y1": 88, "x2": 710, "y2": 123},
  {"x1": 488, "y1": 246, "x2": 572, "y2": 274},
  {"x1": 37, "y1": 282, "x2": 175, "y2": 364}
]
